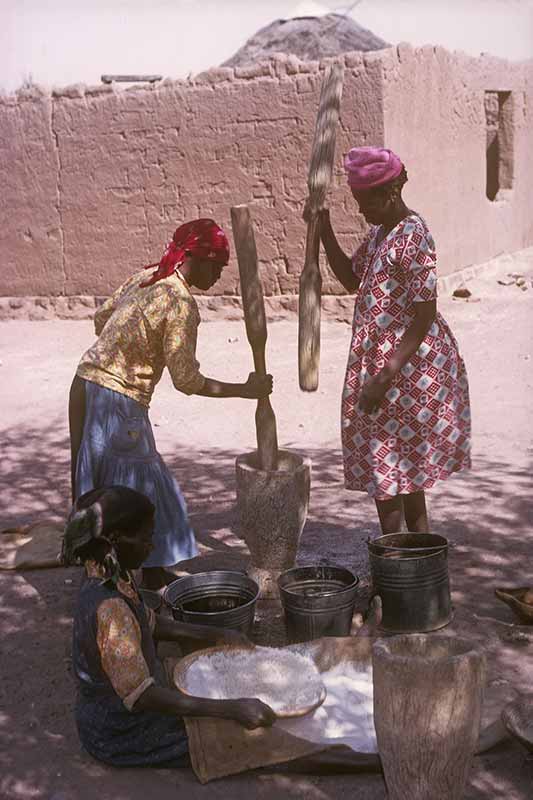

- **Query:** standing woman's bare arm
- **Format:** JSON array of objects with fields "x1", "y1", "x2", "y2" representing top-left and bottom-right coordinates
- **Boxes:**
[{"x1": 318, "y1": 209, "x2": 360, "y2": 293}]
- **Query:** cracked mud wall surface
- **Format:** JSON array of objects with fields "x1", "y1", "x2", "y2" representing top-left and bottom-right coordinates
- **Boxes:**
[
  {"x1": 1, "y1": 48, "x2": 532, "y2": 299},
  {"x1": 1, "y1": 53, "x2": 384, "y2": 298},
  {"x1": 1, "y1": 88, "x2": 63, "y2": 295}
]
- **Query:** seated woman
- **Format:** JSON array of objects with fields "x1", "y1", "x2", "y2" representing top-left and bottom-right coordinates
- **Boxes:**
[{"x1": 63, "y1": 485, "x2": 276, "y2": 768}]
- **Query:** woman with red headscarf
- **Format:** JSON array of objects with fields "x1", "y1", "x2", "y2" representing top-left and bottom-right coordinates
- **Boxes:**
[
  {"x1": 315, "y1": 148, "x2": 470, "y2": 536},
  {"x1": 69, "y1": 219, "x2": 272, "y2": 589}
]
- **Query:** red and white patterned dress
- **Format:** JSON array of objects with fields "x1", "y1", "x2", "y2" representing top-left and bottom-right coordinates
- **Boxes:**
[{"x1": 342, "y1": 214, "x2": 471, "y2": 499}]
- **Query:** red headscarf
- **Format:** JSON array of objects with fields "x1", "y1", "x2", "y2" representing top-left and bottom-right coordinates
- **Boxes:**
[{"x1": 140, "y1": 218, "x2": 230, "y2": 288}]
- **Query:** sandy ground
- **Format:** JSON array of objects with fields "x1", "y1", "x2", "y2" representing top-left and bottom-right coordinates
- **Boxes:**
[{"x1": 1, "y1": 250, "x2": 533, "y2": 799}]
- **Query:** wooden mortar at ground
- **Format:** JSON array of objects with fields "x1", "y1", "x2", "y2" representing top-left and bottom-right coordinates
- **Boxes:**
[
  {"x1": 373, "y1": 635, "x2": 486, "y2": 800},
  {"x1": 231, "y1": 204, "x2": 278, "y2": 471},
  {"x1": 298, "y1": 60, "x2": 344, "y2": 392}
]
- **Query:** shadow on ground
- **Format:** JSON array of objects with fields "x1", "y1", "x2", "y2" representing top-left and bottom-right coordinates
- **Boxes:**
[{"x1": 1, "y1": 416, "x2": 533, "y2": 799}]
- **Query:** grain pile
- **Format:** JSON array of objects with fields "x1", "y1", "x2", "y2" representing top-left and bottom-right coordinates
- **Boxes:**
[
  {"x1": 277, "y1": 662, "x2": 377, "y2": 752},
  {"x1": 181, "y1": 646, "x2": 325, "y2": 716}
]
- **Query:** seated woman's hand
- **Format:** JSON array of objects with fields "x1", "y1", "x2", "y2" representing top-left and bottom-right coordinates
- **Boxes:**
[
  {"x1": 231, "y1": 698, "x2": 277, "y2": 730},
  {"x1": 242, "y1": 372, "x2": 273, "y2": 399}
]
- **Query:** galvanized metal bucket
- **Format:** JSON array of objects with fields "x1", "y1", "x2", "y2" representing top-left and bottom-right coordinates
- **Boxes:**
[
  {"x1": 278, "y1": 565, "x2": 360, "y2": 643},
  {"x1": 368, "y1": 533, "x2": 452, "y2": 633},
  {"x1": 163, "y1": 570, "x2": 260, "y2": 636},
  {"x1": 368, "y1": 533, "x2": 448, "y2": 558}
]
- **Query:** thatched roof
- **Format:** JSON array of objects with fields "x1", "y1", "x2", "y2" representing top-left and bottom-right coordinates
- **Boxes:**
[{"x1": 222, "y1": 14, "x2": 389, "y2": 67}]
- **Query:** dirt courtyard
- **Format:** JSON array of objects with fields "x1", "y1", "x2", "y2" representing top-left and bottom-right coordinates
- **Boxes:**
[{"x1": 1, "y1": 249, "x2": 533, "y2": 799}]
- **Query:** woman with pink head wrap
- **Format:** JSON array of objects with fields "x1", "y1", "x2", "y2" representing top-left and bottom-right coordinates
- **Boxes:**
[{"x1": 317, "y1": 147, "x2": 471, "y2": 535}]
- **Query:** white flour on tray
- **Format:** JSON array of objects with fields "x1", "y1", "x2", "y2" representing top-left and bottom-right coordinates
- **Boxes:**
[
  {"x1": 181, "y1": 646, "x2": 324, "y2": 715},
  {"x1": 276, "y1": 662, "x2": 378, "y2": 753}
]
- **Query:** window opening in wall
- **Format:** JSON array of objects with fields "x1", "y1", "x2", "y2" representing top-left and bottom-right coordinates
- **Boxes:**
[{"x1": 485, "y1": 91, "x2": 514, "y2": 201}]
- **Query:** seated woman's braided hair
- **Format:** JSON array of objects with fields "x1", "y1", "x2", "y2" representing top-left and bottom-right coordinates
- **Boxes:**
[{"x1": 62, "y1": 486, "x2": 155, "y2": 585}]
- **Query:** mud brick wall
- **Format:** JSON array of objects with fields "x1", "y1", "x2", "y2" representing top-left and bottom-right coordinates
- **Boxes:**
[
  {"x1": 381, "y1": 45, "x2": 533, "y2": 273},
  {"x1": 1, "y1": 47, "x2": 532, "y2": 301}
]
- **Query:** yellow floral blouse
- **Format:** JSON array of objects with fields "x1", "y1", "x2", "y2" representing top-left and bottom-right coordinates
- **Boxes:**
[
  {"x1": 77, "y1": 269, "x2": 205, "y2": 407},
  {"x1": 87, "y1": 561, "x2": 157, "y2": 711}
]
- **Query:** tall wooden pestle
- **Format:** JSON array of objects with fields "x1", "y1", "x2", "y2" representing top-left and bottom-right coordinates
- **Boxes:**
[
  {"x1": 298, "y1": 216, "x2": 322, "y2": 392},
  {"x1": 231, "y1": 204, "x2": 279, "y2": 472},
  {"x1": 298, "y1": 59, "x2": 344, "y2": 392}
]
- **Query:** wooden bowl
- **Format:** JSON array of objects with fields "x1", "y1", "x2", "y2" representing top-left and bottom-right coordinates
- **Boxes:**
[
  {"x1": 173, "y1": 644, "x2": 327, "y2": 718},
  {"x1": 494, "y1": 587, "x2": 533, "y2": 624}
]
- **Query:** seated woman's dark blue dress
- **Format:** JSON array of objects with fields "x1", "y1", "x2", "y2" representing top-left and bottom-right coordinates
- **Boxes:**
[{"x1": 72, "y1": 568, "x2": 189, "y2": 767}]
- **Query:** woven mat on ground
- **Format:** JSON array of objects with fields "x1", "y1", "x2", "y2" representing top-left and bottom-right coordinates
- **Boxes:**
[
  {"x1": 178, "y1": 636, "x2": 380, "y2": 784},
  {"x1": 0, "y1": 521, "x2": 64, "y2": 570}
]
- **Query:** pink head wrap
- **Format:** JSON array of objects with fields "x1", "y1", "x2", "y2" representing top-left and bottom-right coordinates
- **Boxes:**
[{"x1": 344, "y1": 147, "x2": 403, "y2": 190}]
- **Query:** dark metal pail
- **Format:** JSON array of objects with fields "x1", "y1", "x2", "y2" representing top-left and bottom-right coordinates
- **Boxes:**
[
  {"x1": 163, "y1": 570, "x2": 259, "y2": 636},
  {"x1": 368, "y1": 534, "x2": 452, "y2": 633},
  {"x1": 368, "y1": 533, "x2": 449, "y2": 558},
  {"x1": 278, "y1": 565, "x2": 359, "y2": 643}
]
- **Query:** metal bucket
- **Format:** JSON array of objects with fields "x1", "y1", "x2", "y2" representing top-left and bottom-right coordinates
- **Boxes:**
[
  {"x1": 368, "y1": 534, "x2": 452, "y2": 633},
  {"x1": 278, "y1": 565, "x2": 360, "y2": 643},
  {"x1": 163, "y1": 570, "x2": 260, "y2": 636},
  {"x1": 368, "y1": 533, "x2": 448, "y2": 558}
]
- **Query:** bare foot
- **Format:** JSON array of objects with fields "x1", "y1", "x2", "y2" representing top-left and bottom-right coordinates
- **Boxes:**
[{"x1": 356, "y1": 596, "x2": 383, "y2": 636}]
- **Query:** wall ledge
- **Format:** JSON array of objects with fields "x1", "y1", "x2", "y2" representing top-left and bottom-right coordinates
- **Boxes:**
[{"x1": 2, "y1": 248, "x2": 531, "y2": 323}]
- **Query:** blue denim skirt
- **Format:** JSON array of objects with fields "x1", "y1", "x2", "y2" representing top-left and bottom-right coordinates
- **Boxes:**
[{"x1": 76, "y1": 379, "x2": 198, "y2": 567}]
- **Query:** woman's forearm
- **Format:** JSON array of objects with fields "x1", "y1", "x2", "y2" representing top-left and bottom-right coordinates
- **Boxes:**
[
  {"x1": 380, "y1": 302, "x2": 436, "y2": 384},
  {"x1": 134, "y1": 685, "x2": 276, "y2": 730},
  {"x1": 195, "y1": 372, "x2": 272, "y2": 400},
  {"x1": 320, "y1": 212, "x2": 359, "y2": 293},
  {"x1": 154, "y1": 616, "x2": 227, "y2": 644},
  {"x1": 134, "y1": 684, "x2": 238, "y2": 719},
  {"x1": 195, "y1": 377, "x2": 247, "y2": 398}
]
